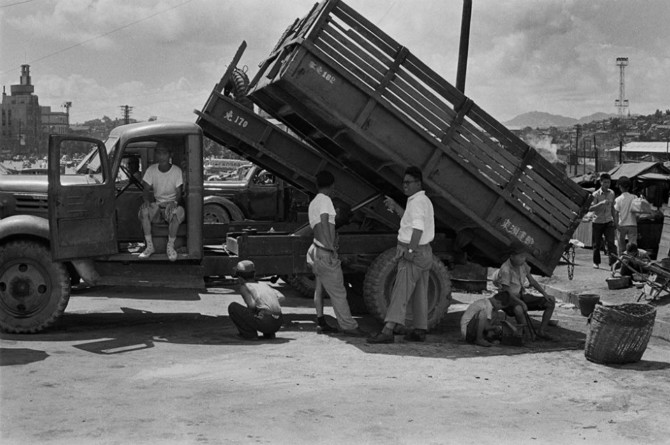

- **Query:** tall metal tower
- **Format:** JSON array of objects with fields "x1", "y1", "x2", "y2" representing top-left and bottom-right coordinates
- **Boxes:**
[{"x1": 615, "y1": 57, "x2": 629, "y2": 117}]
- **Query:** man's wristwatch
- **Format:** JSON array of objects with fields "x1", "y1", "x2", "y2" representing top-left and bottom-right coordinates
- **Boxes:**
[{"x1": 408, "y1": 248, "x2": 414, "y2": 254}]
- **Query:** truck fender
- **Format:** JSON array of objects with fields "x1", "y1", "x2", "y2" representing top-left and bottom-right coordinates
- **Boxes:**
[
  {"x1": 0, "y1": 215, "x2": 101, "y2": 286},
  {"x1": 0, "y1": 214, "x2": 50, "y2": 242},
  {"x1": 203, "y1": 196, "x2": 244, "y2": 221}
]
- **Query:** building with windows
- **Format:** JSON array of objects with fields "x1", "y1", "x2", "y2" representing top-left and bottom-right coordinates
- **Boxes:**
[{"x1": 1, "y1": 65, "x2": 70, "y2": 158}]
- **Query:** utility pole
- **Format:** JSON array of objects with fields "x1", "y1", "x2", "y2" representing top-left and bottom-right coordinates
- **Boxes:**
[
  {"x1": 593, "y1": 134, "x2": 598, "y2": 172},
  {"x1": 119, "y1": 105, "x2": 133, "y2": 125},
  {"x1": 574, "y1": 125, "x2": 581, "y2": 176},
  {"x1": 456, "y1": 0, "x2": 472, "y2": 93}
]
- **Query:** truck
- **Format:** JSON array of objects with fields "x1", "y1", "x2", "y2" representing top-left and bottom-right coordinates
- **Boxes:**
[
  {"x1": 0, "y1": 0, "x2": 591, "y2": 334},
  {"x1": 203, "y1": 163, "x2": 309, "y2": 227}
]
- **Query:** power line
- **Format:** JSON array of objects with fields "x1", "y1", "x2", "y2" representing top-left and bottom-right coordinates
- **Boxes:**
[
  {"x1": 1, "y1": 0, "x2": 194, "y2": 74},
  {"x1": 0, "y1": 0, "x2": 38, "y2": 8}
]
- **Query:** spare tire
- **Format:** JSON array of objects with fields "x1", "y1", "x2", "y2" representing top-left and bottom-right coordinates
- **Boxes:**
[{"x1": 363, "y1": 247, "x2": 451, "y2": 329}]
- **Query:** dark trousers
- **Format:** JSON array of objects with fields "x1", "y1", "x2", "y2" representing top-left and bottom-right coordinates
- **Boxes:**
[
  {"x1": 592, "y1": 221, "x2": 617, "y2": 266},
  {"x1": 228, "y1": 302, "x2": 282, "y2": 339}
]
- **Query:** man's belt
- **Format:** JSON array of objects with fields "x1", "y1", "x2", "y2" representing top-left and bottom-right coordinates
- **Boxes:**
[{"x1": 313, "y1": 243, "x2": 336, "y2": 253}]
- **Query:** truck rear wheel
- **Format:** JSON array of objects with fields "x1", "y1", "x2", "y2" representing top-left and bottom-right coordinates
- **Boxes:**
[
  {"x1": 0, "y1": 241, "x2": 71, "y2": 333},
  {"x1": 363, "y1": 247, "x2": 451, "y2": 329},
  {"x1": 204, "y1": 204, "x2": 231, "y2": 224}
]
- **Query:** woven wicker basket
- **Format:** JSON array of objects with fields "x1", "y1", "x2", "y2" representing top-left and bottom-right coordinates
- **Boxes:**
[{"x1": 585, "y1": 303, "x2": 656, "y2": 364}]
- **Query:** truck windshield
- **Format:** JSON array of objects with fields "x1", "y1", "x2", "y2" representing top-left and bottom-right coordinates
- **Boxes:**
[{"x1": 74, "y1": 136, "x2": 119, "y2": 175}]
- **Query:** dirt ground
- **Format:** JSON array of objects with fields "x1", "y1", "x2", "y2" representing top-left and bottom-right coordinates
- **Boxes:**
[{"x1": 2, "y1": 266, "x2": 670, "y2": 444}]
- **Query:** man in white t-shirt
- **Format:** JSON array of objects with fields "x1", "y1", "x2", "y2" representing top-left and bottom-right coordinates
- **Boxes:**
[
  {"x1": 614, "y1": 176, "x2": 637, "y2": 254},
  {"x1": 368, "y1": 166, "x2": 435, "y2": 344},
  {"x1": 306, "y1": 171, "x2": 366, "y2": 337},
  {"x1": 137, "y1": 142, "x2": 185, "y2": 261}
]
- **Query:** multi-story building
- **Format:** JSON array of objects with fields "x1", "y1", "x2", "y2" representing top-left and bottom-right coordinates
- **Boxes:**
[
  {"x1": 1, "y1": 65, "x2": 70, "y2": 158},
  {"x1": 1, "y1": 65, "x2": 42, "y2": 157}
]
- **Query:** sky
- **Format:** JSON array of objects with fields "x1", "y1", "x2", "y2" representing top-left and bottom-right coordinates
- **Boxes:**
[{"x1": 1, "y1": 0, "x2": 668, "y2": 125}]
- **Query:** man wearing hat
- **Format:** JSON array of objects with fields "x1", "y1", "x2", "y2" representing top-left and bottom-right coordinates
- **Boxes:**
[{"x1": 227, "y1": 260, "x2": 283, "y2": 340}]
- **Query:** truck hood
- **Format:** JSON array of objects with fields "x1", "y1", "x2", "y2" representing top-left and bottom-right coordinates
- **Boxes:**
[{"x1": 0, "y1": 174, "x2": 97, "y2": 193}]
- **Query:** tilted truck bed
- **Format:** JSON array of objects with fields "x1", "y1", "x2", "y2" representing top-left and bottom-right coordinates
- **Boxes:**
[{"x1": 246, "y1": 0, "x2": 592, "y2": 276}]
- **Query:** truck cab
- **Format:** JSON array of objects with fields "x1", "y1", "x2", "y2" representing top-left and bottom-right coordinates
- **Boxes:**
[{"x1": 49, "y1": 121, "x2": 204, "y2": 262}]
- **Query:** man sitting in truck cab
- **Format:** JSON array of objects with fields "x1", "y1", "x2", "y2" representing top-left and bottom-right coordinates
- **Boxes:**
[{"x1": 137, "y1": 142, "x2": 185, "y2": 261}]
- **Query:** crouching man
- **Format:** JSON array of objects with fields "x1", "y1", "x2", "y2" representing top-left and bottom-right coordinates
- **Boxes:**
[
  {"x1": 460, "y1": 291, "x2": 511, "y2": 347},
  {"x1": 227, "y1": 260, "x2": 284, "y2": 340}
]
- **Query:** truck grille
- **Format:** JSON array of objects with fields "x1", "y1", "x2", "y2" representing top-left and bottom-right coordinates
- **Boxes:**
[{"x1": 14, "y1": 193, "x2": 48, "y2": 216}]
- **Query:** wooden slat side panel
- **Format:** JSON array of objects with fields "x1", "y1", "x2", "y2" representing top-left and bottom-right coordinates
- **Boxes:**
[
  {"x1": 517, "y1": 175, "x2": 579, "y2": 226},
  {"x1": 513, "y1": 181, "x2": 572, "y2": 229},
  {"x1": 394, "y1": 69, "x2": 456, "y2": 127},
  {"x1": 454, "y1": 124, "x2": 518, "y2": 175},
  {"x1": 382, "y1": 86, "x2": 444, "y2": 138},
  {"x1": 403, "y1": 53, "x2": 465, "y2": 106},
  {"x1": 523, "y1": 165, "x2": 586, "y2": 215},
  {"x1": 333, "y1": 1, "x2": 400, "y2": 57},
  {"x1": 315, "y1": 27, "x2": 384, "y2": 89},
  {"x1": 319, "y1": 22, "x2": 387, "y2": 82}
]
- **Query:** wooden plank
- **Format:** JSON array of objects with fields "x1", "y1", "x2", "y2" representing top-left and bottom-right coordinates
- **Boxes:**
[
  {"x1": 310, "y1": 39, "x2": 381, "y2": 90},
  {"x1": 513, "y1": 181, "x2": 571, "y2": 229},
  {"x1": 459, "y1": 119, "x2": 525, "y2": 168},
  {"x1": 333, "y1": 1, "x2": 399, "y2": 58},
  {"x1": 320, "y1": 22, "x2": 387, "y2": 79},
  {"x1": 383, "y1": 87, "x2": 444, "y2": 138},
  {"x1": 453, "y1": 125, "x2": 517, "y2": 175},
  {"x1": 394, "y1": 69, "x2": 456, "y2": 125},
  {"x1": 523, "y1": 167, "x2": 584, "y2": 214},
  {"x1": 390, "y1": 74, "x2": 453, "y2": 129},
  {"x1": 403, "y1": 53, "x2": 465, "y2": 106},
  {"x1": 516, "y1": 175, "x2": 576, "y2": 226}
]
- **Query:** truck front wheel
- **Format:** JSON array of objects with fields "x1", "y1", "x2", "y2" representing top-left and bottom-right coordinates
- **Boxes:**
[
  {"x1": 0, "y1": 241, "x2": 71, "y2": 333},
  {"x1": 363, "y1": 247, "x2": 451, "y2": 329}
]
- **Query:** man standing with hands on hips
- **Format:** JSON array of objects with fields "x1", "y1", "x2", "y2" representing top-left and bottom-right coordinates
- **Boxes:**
[
  {"x1": 368, "y1": 166, "x2": 435, "y2": 344},
  {"x1": 306, "y1": 171, "x2": 367, "y2": 337}
]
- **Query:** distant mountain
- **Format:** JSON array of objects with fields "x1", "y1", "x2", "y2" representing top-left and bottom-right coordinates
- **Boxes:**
[
  {"x1": 504, "y1": 111, "x2": 618, "y2": 129},
  {"x1": 578, "y1": 112, "x2": 618, "y2": 124}
]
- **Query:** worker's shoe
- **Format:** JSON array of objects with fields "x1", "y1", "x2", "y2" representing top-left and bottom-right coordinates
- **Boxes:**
[
  {"x1": 340, "y1": 327, "x2": 368, "y2": 337},
  {"x1": 262, "y1": 332, "x2": 277, "y2": 340},
  {"x1": 316, "y1": 323, "x2": 339, "y2": 334},
  {"x1": 166, "y1": 244, "x2": 178, "y2": 262},
  {"x1": 404, "y1": 329, "x2": 427, "y2": 342},
  {"x1": 366, "y1": 332, "x2": 394, "y2": 344},
  {"x1": 139, "y1": 244, "x2": 155, "y2": 259},
  {"x1": 593, "y1": 263, "x2": 599, "y2": 269}
]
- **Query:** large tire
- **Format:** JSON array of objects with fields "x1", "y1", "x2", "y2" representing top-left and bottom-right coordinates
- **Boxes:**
[
  {"x1": 0, "y1": 241, "x2": 71, "y2": 333},
  {"x1": 363, "y1": 247, "x2": 451, "y2": 329},
  {"x1": 288, "y1": 274, "x2": 317, "y2": 298},
  {"x1": 204, "y1": 204, "x2": 231, "y2": 224}
]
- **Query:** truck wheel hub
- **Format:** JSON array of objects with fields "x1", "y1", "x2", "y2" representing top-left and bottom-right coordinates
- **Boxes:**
[{"x1": 0, "y1": 262, "x2": 50, "y2": 315}]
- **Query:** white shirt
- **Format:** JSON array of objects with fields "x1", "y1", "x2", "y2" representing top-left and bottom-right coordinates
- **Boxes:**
[
  {"x1": 398, "y1": 190, "x2": 434, "y2": 245},
  {"x1": 614, "y1": 192, "x2": 637, "y2": 226},
  {"x1": 142, "y1": 164, "x2": 183, "y2": 203},
  {"x1": 460, "y1": 298, "x2": 493, "y2": 338},
  {"x1": 308, "y1": 193, "x2": 336, "y2": 248}
]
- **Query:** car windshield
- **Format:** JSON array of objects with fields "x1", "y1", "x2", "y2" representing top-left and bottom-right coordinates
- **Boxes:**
[{"x1": 74, "y1": 136, "x2": 119, "y2": 174}]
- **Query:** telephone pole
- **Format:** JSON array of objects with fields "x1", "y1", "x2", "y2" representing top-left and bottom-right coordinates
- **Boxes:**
[{"x1": 119, "y1": 105, "x2": 134, "y2": 125}]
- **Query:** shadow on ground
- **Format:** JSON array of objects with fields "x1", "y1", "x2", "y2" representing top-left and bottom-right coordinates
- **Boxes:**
[{"x1": 0, "y1": 347, "x2": 49, "y2": 366}]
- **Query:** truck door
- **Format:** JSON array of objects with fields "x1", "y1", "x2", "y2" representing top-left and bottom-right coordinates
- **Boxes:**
[{"x1": 48, "y1": 135, "x2": 118, "y2": 261}]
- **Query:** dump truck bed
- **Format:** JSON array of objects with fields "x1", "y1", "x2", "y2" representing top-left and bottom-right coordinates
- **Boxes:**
[
  {"x1": 195, "y1": 71, "x2": 399, "y2": 231},
  {"x1": 246, "y1": 0, "x2": 591, "y2": 275}
]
